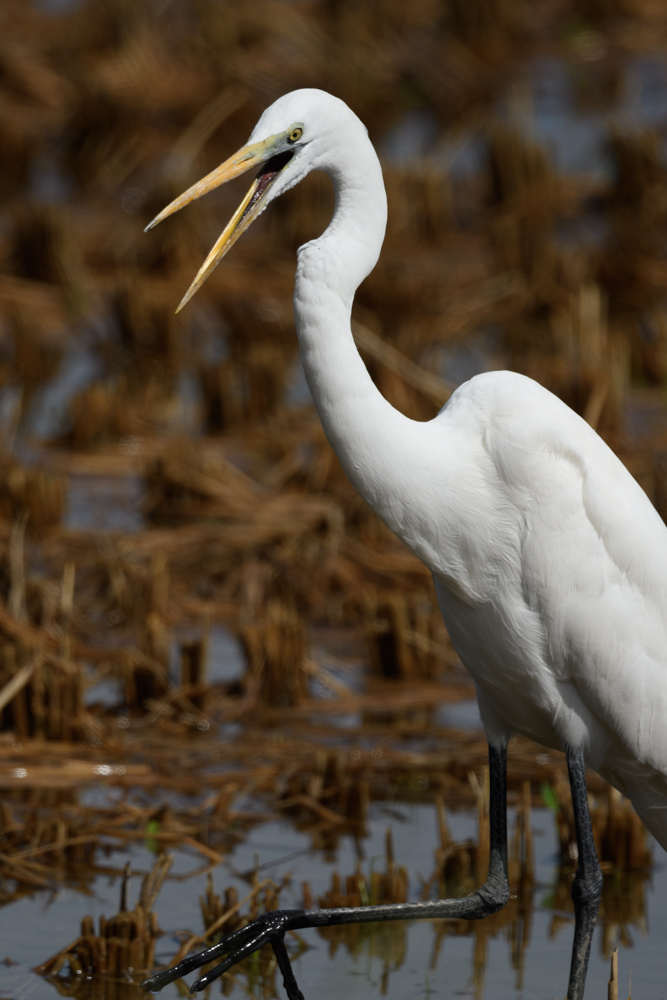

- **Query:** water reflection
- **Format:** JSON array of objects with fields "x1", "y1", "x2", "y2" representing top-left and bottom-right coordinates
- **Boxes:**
[
  {"x1": 32, "y1": 862, "x2": 655, "y2": 1000},
  {"x1": 4, "y1": 800, "x2": 660, "y2": 1000}
]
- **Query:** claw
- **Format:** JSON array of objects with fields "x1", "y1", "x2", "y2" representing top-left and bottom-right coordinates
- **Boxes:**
[
  {"x1": 190, "y1": 943, "x2": 262, "y2": 990},
  {"x1": 142, "y1": 911, "x2": 305, "y2": 997},
  {"x1": 140, "y1": 918, "x2": 269, "y2": 993},
  {"x1": 190, "y1": 919, "x2": 292, "y2": 991}
]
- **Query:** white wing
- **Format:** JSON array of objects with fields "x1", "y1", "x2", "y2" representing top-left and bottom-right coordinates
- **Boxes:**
[{"x1": 434, "y1": 372, "x2": 667, "y2": 843}]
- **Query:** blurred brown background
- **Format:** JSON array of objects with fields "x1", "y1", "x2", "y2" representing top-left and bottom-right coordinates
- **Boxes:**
[{"x1": 1, "y1": 1, "x2": 667, "y2": 997}]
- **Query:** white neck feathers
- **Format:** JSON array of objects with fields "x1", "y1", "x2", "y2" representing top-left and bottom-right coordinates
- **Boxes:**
[{"x1": 292, "y1": 122, "x2": 431, "y2": 533}]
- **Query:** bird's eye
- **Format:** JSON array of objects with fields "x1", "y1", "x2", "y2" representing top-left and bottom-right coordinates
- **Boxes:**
[{"x1": 288, "y1": 127, "x2": 303, "y2": 143}]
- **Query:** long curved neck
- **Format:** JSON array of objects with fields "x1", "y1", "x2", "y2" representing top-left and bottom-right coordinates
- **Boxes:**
[{"x1": 293, "y1": 130, "x2": 423, "y2": 523}]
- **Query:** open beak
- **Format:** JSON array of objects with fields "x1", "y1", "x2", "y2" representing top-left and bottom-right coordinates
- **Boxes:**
[{"x1": 145, "y1": 135, "x2": 292, "y2": 312}]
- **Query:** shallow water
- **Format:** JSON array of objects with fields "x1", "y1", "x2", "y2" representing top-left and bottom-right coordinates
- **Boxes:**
[
  {"x1": 65, "y1": 473, "x2": 146, "y2": 534},
  {"x1": 1, "y1": 801, "x2": 664, "y2": 1000}
]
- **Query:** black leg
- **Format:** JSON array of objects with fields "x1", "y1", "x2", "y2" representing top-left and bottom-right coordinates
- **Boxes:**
[
  {"x1": 564, "y1": 746, "x2": 603, "y2": 1000},
  {"x1": 141, "y1": 743, "x2": 510, "y2": 997}
]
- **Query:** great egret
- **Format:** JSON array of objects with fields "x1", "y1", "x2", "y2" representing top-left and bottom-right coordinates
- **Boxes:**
[{"x1": 141, "y1": 89, "x2": 667, "y2": 1000}]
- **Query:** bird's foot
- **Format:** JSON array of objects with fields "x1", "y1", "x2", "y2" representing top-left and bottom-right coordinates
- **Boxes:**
[
  {"x1": 141, "y1": 878, "x2": 511, "y2": 998},
  {"x1": 141, "y1": 909, "x2": 305, "y2": 999},
  {"x1": 143, "y1": 744, "x2": 511, "y2": 1000}
]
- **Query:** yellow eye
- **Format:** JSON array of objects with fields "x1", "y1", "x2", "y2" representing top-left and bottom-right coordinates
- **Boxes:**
[{"x1": 288, "y1": 127, "x2": 303, "y2": 143}]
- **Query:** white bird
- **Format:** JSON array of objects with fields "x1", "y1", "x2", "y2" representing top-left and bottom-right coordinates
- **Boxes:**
[{"x1": 141, "y1": 89, "x2": 667, "y2": 1000}]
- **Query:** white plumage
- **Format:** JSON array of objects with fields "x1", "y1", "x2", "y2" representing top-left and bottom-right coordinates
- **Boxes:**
[
  {"x1": 268, "y1": 90, "x2": 667, "y2": 849},
  {"x1": 143, "y1": 87, "x2": 667, "y2": 999},
  {"x1": 431, "y1": 373, "x2": 667, "y2": 846}
]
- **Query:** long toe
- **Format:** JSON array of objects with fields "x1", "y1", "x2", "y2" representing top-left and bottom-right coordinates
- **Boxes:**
[
  {"x1": 271, "y1": 932, "x2": 305, "y2": 1000},
  {"x1": 190, "y1": 929, "x2": 279, "y2": 991}
]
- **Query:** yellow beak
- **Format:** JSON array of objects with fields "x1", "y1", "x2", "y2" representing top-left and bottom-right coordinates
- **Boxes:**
[{"x1": 145, "y1": 134, "x2": 287, "y2": 312}]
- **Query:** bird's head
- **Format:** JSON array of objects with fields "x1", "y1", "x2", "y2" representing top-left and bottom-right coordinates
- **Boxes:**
[{"x1": 146, "y1": 89, "x2": 360, "y2": 312}]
